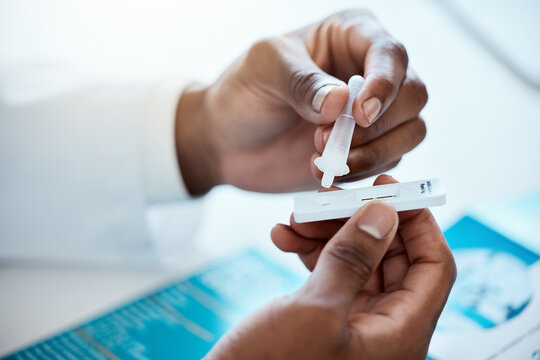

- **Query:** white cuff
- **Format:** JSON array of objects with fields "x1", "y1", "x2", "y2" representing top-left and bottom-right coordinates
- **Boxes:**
[{"x1": 141, "y1": 80, "x2": 189, "y2": 203}]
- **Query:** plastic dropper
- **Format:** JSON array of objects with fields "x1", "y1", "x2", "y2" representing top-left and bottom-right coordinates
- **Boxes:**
[{"x1": 314, "y1": 75, "x2": 365, "y2": 188}]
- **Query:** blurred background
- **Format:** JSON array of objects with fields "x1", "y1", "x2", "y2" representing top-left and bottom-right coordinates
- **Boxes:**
[{"x1": 1, "y1": 0, "x2": 539, "y2": 358}]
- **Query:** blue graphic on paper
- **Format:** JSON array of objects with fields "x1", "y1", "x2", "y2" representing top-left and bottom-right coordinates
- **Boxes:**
[
  {"x1": 437, "y1": 216, "x2": 539, "y2": 332},
  {"x1": 2, "y1": 250, "x2": 304, "y2": 360}
]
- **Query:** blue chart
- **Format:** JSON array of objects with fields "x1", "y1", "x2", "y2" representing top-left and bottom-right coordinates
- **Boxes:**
[
  {"x1": 3, "y1": 250, "x2": 304, "y2": 360},
  {"x1": 436, "y1": 216, "x2": 539, "y2": 333}
]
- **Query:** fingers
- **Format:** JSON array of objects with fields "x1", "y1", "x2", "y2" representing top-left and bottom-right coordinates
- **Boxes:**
[
  {"x1": 346, "y1": 118, "x2": 425, "y2": 176},
  {"x1": 289, "y1": 214, "x2": 344, "y2": 240},
  {"x1": 271, "y1": 224, "x2": 321, "y2": 254},
  {"x1": 244, "y1": 37, "x2": 349, "y2": 125},
  {"x1": 347, "y1": 20, "x2": 409, "y2": 127},
  {"x1": 381, "y1": 236, "x2": 409, "y2": 292},
  {"x1": 271, "y1": 224, "x2": 331, "y2": 272},
  {"x1": 271, "y1": 224, "x2": 327, "y2": 271},
  {"x1": 353, "y1": 39, "x2": 408, "y2": 126},
  {"x1": 397, "y1": 209, "x2": 457, "y2": 318},
  {"x1": 372, "y1": 175, "x2": 410, "y2": 292},
  {"x1": 371, "y1": 175, "x2": 456, "y2": 326},
  {"x1": 311, "y1": 118, "x2": 426, "y2": 183},
  {"x1": 272, "y1": 186, "x2": 345, "y2": 270},
  {"x1": 361, "y1": 69, "x2": 427, "y2": 143},
  {"x1": 301, "y1": 201, "x2": 398, "y2": 315},
  {"x1": 337, "y1": 158, "x2": 401, "y2": 183},
  {"x1": 272, "y1": 209, "x2": 344, "y2": 270},
  {"x1": 372, "y1": 173, "x2": 397, "y2": 186},
  {"x1": 313, "y1": 69, "x2": 428, "y2": 152},
  {"x1": 298, "y1": 247, "x2": 325, "y2": 271},
  {"x1": 310, "y1": 11, "x2": 419, "y2": 128}
]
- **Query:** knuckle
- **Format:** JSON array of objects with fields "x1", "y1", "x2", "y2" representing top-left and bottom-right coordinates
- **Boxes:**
[
  {"x1": 248, "y1": 37, "x2": 280, "y2": 58},
  {"x1": 288, "y1": 70, "x2": 323, "y2": 105},
  {"x1": 392, "y1": 157, "x2": 402, "y2": 168},
  {"x1": 444, "y1": 252, "x2": 458, "y2": 285},
  {"x1": 415, "y1": 80, "x2": 429, "y2": 108},
  {"x1": 421, "y1": 85, "x2": 429, "y2": 108},
  {"x1": 376, "y1": 38, "x2": 409, "y2": 68},
  {"x1": 405, "y1": 77, "x2": 429, "y2": 111},
  {"x1": 406, "y1": 117, "x2": 428, "y2": 145},
  {"x1": 392, "y1": 40, "x2": 409, "y2": 68},
  {"x1": 450, "y1": 262, "x2": 458, "y2": 285},
  {"x1": 380, "y1": 157, "x2": 402, "y2": 173},
  {"x1": 327, "y1": 242, "x2": 374, "y2": 282},
  {"x1": 416, "y1": 118, "x2": 427, "y2": 141},
  {"x1": 245, "y1": 36, "x2": 283, "y2": 71}
]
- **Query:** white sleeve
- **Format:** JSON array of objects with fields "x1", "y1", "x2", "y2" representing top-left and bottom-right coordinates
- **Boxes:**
[{"x1": 0, "y1": 66, "x2": 202, "y2": 267}]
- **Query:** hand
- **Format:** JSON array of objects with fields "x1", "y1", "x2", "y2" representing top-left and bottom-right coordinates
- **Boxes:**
[
  {"x1": 206, "y1": 175, "x2": 456, "y2": 359},
  {"x1": 176, "y1": 9, "x2": 428, "y2": 195}
]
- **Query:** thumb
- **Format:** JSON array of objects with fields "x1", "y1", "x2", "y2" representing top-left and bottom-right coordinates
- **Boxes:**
[
  {"x1": 284, "y1": 63, "x2": 349, "y2": 124},
  {"x1": 302, "y1": 201, "x2": 398, "y2": 313},
  {"x1": 248, "y1": 37, "x2": 348, "y2": 124}
]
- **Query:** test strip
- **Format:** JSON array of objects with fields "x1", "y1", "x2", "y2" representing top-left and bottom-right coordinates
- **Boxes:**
[{"x1": 293, "y1": 179, "x2": 446, "y2": 223}]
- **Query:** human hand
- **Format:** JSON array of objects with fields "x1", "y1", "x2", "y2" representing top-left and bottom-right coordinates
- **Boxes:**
[
  {"x1": 175, "y1": 10, "x2": 427, "y2": 195},
  {"x1": 206, "y1": 175, "x2": 456, "y2": 359}
]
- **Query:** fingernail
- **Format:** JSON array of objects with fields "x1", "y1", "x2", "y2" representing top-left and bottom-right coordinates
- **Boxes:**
[
  {"x1": 322, "y1": 128, "x2": 331, "y2": 144},
  {"x1": 312, "y1": 84, "x2": 338, "y2": 114},
  {"x1": 356, "y1": 202, "x2": 396, "y2": 240},
  {"x1": 363, "y1": 97, "x2": 382, "y2": 124}
]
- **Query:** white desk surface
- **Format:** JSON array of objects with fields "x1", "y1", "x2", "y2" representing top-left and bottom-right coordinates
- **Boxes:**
[{"x1": 1, "y1": 0, "x2": 539, "y2": 356}]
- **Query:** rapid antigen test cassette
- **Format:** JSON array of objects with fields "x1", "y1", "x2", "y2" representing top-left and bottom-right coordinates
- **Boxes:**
[{"x1": 293, "y1": 179, "x2": 446, "y2": 223}]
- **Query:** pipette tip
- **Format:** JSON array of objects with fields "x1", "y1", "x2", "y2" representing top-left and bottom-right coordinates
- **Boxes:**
[{"x1": 321, "y1": 172, "x2": 334, "y2": 188}]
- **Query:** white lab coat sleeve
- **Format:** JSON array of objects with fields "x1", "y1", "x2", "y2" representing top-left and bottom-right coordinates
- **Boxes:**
[{"x1": 0, "y1": 68, "x2": 202, "y2": 267}]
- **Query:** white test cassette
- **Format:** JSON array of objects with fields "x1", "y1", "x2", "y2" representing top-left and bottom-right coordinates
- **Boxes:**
[{"x1": 293, "y1": 179, "x2": 446, "y2": 223}]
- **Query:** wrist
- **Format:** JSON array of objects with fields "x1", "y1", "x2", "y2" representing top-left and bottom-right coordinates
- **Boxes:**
[{"x1": 175, "y1": 84, "x2": 219, "y2": 196}]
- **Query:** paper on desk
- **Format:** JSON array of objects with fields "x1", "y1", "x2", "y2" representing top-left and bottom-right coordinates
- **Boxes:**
[
  {"x1": 1, "y1": 250, "x2": 305, "y2": 360},
  {"x1": 428, "y1": 190, "x2": 540, "y2": 360}
]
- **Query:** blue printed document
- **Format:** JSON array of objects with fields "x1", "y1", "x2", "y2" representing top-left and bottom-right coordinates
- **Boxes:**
[
  {"x1": 2, "y1": 250, "x2": 304, "y2": 360},
  {"x1": 429, "y1": 190, "x2": 540, "y2": 360}
]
